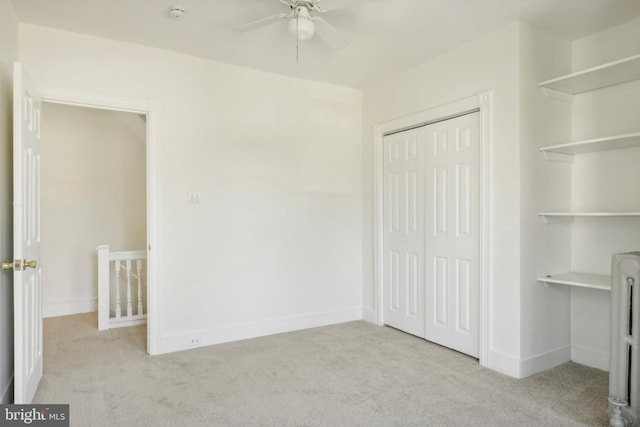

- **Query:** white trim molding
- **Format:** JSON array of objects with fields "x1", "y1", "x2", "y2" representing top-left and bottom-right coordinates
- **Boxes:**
[
  {"x1": 40, "y1": 88, "x2": 157, "y2": 114},
  {"x1": 40, "y1": 88, "x2": 161, "y2": 356},
  {"x1": 43, "y1": 297, "x2": 97, "y2": 318},
  {"x1": 571, "y1": 343, "x2": 609, "y2": 372},
  {"x1": 372, "y1": 92, "x2": 493, "y2": 370},
  {"x1": 487, "y1": 350, "x2": 521, "y2": 378},
  {"x1": 478, "y1": 92, "x2": 493, "y2": 369},
  {"x1": 160, "y1": 308, "x2": 363, "y2": 354},
  {"x1": 145, "y1": 105, "x2": 161, "y2": 356},
  {"x1": 519, "y1": 345, "x2": 571, "y2": 378},
  {"x1": 362, "y1": 307, "x2": 376, "y2": 324}
]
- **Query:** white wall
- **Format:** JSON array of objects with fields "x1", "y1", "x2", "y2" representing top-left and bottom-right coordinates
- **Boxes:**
[
  {"x1": 362, "y1": 22, "x2": 524, "y2": 377},
  {"x1": 18, "y1": 10, "x2": 636, "y2": 378},
  {"x1": 19, "y1": 24, "x2": 363, "y2": 353},
  {"x1": 569, "y1": 17, "x2": 640, "y2": 370},
  {"x1": 517, "y1": 23, "x2": 573, "y2": 376},
  {"x1": 41, "y1": 103, "x2": 146, "y2": 318},
  {"x1": 0, "y1": 0, "x2": 18, "y2": 404}
]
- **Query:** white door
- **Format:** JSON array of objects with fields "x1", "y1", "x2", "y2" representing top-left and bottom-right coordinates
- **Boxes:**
[
  {"x1": 382, "y1": 127, "x2": 425, "y2": 337},
  {"x1": 381, "y1": 112, "x2": 480, "y2": 357},
  {"x1": 424, "y1": 112, "x2": 479, "y2": 357},
  {"x1": 13, "y1": 63, "x2": 43, "y2": 403}
]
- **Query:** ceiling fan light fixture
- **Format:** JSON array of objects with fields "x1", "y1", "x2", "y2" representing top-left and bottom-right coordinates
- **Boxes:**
[
  {"x1": 288, "y1": 7, "x2": 315, "y2": 41},
  {"x1": 288, "y1": 17, "x2": 315, "y2": 40}
]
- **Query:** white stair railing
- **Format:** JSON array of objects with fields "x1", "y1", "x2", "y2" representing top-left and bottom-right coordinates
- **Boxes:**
[{"x1": 97, "y1": 245, "x2": 147, "y2": 331}]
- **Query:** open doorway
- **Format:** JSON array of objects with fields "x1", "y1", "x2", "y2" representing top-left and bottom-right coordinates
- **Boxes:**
[{"x1": 40, "y1": 102, "x2": 147, "y2": 350}]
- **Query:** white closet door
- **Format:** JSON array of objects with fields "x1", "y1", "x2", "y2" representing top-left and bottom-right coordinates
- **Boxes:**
[
  {"x1": 424, "y1": 112, "x2": 480, "y2": 357},
  {"x1": 382, "y1": 127, "x2": 426, "y2": 337}
]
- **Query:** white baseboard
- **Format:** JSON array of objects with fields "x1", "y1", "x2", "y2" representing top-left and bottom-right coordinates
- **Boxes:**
[
  {"x1": 488, "y1": 346, "x2": 573, "y2": 379},
  {"x1": 487, "y1": 349, "x2": 521, "y2": 378},
  {"x1": 1, "y1": 374, "x2": 13, "y2": 404},
  {"x1": 161, "y1": 307, "x2": 363, "y2": 354},
  {"x1": 571, "y1": 344, "x2": 609, "y2": 372},
  {"x1": 43, "y1": 297, "x2": 97, "y2": 318},
  {"x1": 519, "y1": 345, "x2": 571, "y2": 378},
  {"x1": 362, "y1": 307, "x2": 378, "y2": 324}
]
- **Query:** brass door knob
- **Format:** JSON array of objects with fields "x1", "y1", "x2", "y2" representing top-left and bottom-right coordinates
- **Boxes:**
[
  {"x1": 1, "y1": 260, "x2": 36, "y2": 271},
  {"x1": 23, "y1": 260, "x2": 37, "y2": 269}
]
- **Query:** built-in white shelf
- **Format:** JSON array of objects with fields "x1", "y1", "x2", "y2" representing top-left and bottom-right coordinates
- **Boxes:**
[
  {"x1": 540, "y1": 132, "x2": 640, "y2": 156},
  {"x1": 538, "y1": 53, "x2": 640, "y2": 96},
  {"x1": 536, "y1": 54, "x2": 639, "y2": 293},
  {"x1": 540, "y1": 212, "x2": 640, "y2": 217},
  {"x1": 539, "y1": 212, "x2": 640, "y2": 224},
  {"x1": 537, "y1": 272, "x2": 611, "y2": 291}
]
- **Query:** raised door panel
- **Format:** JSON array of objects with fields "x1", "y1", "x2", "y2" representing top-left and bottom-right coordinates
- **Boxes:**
[{"x1": 382, "y1": 128, "x2": 425, "y2": 337}]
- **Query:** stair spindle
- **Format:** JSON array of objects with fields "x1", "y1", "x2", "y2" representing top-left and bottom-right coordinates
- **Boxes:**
[
  {"x1": 115, "y1": 260, "x2": 121, "y2": 318},
  {"x1": 126, "y1": 260, "x2": 133, "y2": 318},
  {"x1": 137, "y1": 259, "x2": 143, "y2": 315}
]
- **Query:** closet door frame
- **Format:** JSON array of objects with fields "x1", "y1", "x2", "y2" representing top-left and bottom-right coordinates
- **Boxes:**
[{"x1": 373, "y1": 92, "x2": 492, "y2": 368}]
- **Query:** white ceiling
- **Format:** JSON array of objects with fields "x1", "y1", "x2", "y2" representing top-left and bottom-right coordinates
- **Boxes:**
[{"x1": 10, "y1": 0, "x2": 640, "y2": 88}]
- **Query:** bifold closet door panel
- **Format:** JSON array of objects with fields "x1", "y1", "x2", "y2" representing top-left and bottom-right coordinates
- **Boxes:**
[
  {"x1": 382, "y1": 127, "x2": 426, "y2": 338},
  {"x1": 424, "y1": 112, "x2": 480, "y2": 358}
]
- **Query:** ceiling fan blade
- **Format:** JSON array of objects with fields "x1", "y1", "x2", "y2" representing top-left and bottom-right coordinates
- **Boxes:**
[
  {"x1": 232, "y1": 13, "x2": 289, "y2": 32},
  {"x1": 312, "y1": 18, "x2": 349, "y2": 50},
  {"x1": 314, "y1": 0, "x2": 376, "y2": 12}
]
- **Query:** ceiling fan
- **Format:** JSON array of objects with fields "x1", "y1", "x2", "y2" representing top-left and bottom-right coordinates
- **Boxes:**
[{"x1": 233, "y1": 0, "x2": 371, "y2": 52}]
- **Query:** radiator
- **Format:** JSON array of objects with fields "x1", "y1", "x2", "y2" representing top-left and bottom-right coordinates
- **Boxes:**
[{"x1": 610, "y1": 252, "x2": 640, "y2": 427}]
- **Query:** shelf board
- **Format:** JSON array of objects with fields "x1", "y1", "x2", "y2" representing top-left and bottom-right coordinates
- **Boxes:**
[
  {"x1": 540, "y1": 212, "x2": 640, "y2": 217},
  {"x1": 539, "y1": 212, "x2": 640, "y2": 224},
  {"x1": 538, "y1": 54, "x2": 640, "y2": 95},
  {"x1": 540, "y1": 132, "x2": 640, "y2": 156},
  {"x1": 537, "y1": 272, "x2": 611, "y2": 291}
]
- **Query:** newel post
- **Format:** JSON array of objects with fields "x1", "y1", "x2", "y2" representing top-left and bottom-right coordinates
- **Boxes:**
[{"x1": 97, "y1": 245, "x2": 111, "y2": 331}]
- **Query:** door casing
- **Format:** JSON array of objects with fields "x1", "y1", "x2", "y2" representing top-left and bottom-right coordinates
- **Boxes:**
[
  {"x1": 39, "y1": 88, "x2": 160, "y2": 355},
  {"x1": 373, "y1": 92, "x2": 492, "y2": 367}
]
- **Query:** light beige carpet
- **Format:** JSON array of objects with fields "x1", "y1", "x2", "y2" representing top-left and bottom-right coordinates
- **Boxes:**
[{"x1": 34, "y1": 313, "x2": 608, "y2": 426}]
